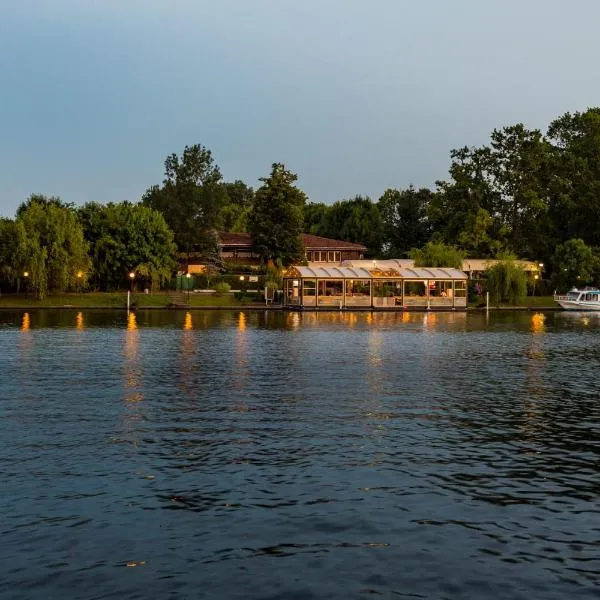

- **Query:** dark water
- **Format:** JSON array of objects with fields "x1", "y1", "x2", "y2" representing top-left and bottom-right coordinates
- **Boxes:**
[{"x1": 1, "y1": 309, "x2": 599, "y2": 599}]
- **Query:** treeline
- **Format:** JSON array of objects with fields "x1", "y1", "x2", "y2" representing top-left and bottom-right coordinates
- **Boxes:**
[{"x1": 3, "y1": 106, "x2": 600, "y2": 298}]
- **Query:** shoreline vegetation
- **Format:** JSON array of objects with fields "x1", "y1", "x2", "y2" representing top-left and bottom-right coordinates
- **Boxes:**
[
  {"x1": 4, "y1": 108, "x2": 600, "y2": 303},
  {"x1": 0, "y1": 292, "x2": 558, "y2": 310}
]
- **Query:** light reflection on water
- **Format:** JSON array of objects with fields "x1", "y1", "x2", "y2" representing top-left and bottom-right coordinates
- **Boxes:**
[{"x1": 0, "y1": 309, "x2": 599, "y2": 599}]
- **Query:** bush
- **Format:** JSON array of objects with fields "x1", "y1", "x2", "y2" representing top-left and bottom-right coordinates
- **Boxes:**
[{"x1": 213, "y1": 282, "x2": 231, "y2": 296}]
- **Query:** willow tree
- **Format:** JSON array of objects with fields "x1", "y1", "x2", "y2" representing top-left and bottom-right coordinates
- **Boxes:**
[
  {"x1": 16, "y1": 195, "x2": 91, "y2": 299},
  {"x1": 486, "y1": 257, "x2": 527, "y2": 306},
  {"x1": 0, "y1": 218, "x2": 28, "y2": 291}
]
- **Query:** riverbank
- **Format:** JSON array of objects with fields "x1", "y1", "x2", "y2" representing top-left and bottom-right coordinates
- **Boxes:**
[
  {"x1": 0, "y1": 292, "x2": 558, "y2": 310},
  {"x1": 0, "y1": 292, "x2": 267, "y2": 309}
]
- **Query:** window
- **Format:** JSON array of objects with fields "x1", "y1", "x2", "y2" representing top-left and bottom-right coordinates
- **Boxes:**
[
  {"x1": 306, "y1": 251, "x2": 313, "y2": 261},
  {"x1": 303, "y1": 279, "x2": 316, "y2": 296}
]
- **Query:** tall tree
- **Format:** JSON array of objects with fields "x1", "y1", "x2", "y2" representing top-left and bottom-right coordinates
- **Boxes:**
[
  {"x1": 79, "y1": 202, "x2": 177, "y2": 291},
  {"x1": 16, "y1": 195, "x2": 91, "y2": 299},
  {"x1": 142, "y1": 144, "x2": 225, "y2": 255},
  {"x1": 248, "y1": 163, "x2": 306, "y2": 264},
  {"x1": 546, "y1": 108, "x2": 600, "y2": 247},
  {"x1": 217, "y1": 180, "x2": 254, "y2": 232},
  {"x1": 428, "y1": 146, "x2": 503, "y2": 257},
  {"x1": 378, "y1": 186, "x2": 431, "y2": 256},
  {"x1": 319, "y1": 196, "x2": 383, "y2": 257},
  {"x1": 303, "y1": 202, "x2": 331, "y2": 236}
]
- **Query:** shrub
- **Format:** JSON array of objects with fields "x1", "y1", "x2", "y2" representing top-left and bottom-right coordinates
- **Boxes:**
[{"x1": 213, "y1": 282, "x2": 231, "y2": 296}]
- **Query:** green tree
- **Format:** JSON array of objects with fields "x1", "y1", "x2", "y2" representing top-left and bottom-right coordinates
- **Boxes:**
[
  {"x1": 551, "y1": 238, "x2": 598, "y2": 291},
  {"x1": 248, "y1": 163, "x2": 307, "y2": 264},
  {"x1": 486, "y1": 258, "x2": 528, "y2": 306},
  {"x1": 0, "y1": 218, "x2": 28, "y2": 291},
  {"x1": 303, "y1": 202, "x2": 331, "y2": 236},
  {"x1": 429, "y1": 146, "x2": 504, "y2": 256},
  {"x1": 16, "y1": 195, "x2": 91, "y2": 299},
  {"x1": 319, "y1": 196, "x2": 383, "y2": 257},
  {"x1": 217, "y1": 180, "x2": 254, "y2": 232},
  {"x1": 546, "y1": 108, "x2": 600, "y2": 247},
  {"x1": 409, "y1": 241, "x2": 464, "y2": 269},
  {"x1": 142, "y1": 144, "x2": 225, "y2": 256},
  {"x1": 79, "y1": 202, "x2": 176, "y2": 291},
  {"x1": 378, "y1": 186, "x2": 431, "y2": 256},
  {"x1": 430, "y1": 125, "x2": 551, "y2": 259}
]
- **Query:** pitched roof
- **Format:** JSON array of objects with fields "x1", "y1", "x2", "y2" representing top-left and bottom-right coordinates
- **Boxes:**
[
  {"x1": 218, "y1": 231, "x2": 367, "y2": 251},
  {"x1": 301, "y1": 234, "x2": 366, "y2": 250}
]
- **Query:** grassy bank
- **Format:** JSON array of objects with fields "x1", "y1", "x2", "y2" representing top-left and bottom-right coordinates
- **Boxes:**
[
  {"x1": 0, "y1": 292, "x2": 265, "y2": 309},
  {"x1": 0, "y1": 292, "x2": 557, "y2": 310},
  {"x1": 469, "y1": 295, "x2": 556, "y2": 309}
]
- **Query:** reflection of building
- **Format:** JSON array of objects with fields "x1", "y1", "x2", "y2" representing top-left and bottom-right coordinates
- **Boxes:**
[
  {"x1": 283, "y1": 263, "x2": 468, "y2": 310},
  {"x1": 184, "y1": 232, "x2": 367, "y2": 273}
]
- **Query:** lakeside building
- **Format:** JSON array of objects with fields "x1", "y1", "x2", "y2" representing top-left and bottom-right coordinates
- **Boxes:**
[
  {"x1": 183, "y1": 232, "x2": 367, "y2": 272},
  {"x1": 283, "y1": 261, "x2": 468, "y2": 310}
]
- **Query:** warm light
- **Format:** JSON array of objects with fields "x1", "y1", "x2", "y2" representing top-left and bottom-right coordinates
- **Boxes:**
[
  {"x1": 76, "y1": 312, "x2": 84, "y2": 330},
  {"x1": 21, "y1": 312, "x2": 30, "y2": 331},
  {"x1": 183, "y1": 312, "x2": 193, "y2": 330},
  {"x1": 186, "y1": 273, "x2": 191, "y2": 279},
  {"x1": 292, "y1": 280, "x2": 299, "y2": 287},
  {"x1": 534, "y1": 274, "x2": 539, "y2": 280},
  {"x1": 531, "y1": 312, "x2": 545, "y2": 333},
  {"x1": 23, "y1": 271, "x2": 29, "y2": 278},
  {"x1": 127, "y1": 311, "x2": 137, "y2": 330},
  {"x1": 538, "y1": 263, "x2": 544, "y2": 268},
  {"x1": 239, "y1": 275, "x2": 245, "y2": 281},
  {"x1": 77, "y1": 271, "x2": 84, "y2": 279},
  {"x1": 238, "y1": 311, "x2": 246, "y2": 331},
  {"x1": 129, "y1": 272, "x2": 135, "y2": 279}
]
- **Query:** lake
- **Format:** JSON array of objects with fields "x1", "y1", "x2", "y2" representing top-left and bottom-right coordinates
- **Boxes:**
[{"x1": 0, "y1": 309, "x2": 599, "y2": 599}]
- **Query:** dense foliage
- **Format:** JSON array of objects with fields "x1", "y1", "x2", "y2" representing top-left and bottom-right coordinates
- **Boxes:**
[
  {"x1": 410, "y1": 242, "x2": 464, "y2": 269},
  {"x1": 79, "y1": 202, "x2": 176, "y2": 291},
  {"x1": 5, "y1": 106, "x2": 600, "y2": 295},
  {"x1": 15, "y1": 196, "x2": 92, "y2": 299}
]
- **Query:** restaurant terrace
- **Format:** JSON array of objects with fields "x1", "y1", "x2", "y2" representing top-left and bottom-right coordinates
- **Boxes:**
[{"x1": 283, "y1": 261, "x2": 468, "y2": 310}]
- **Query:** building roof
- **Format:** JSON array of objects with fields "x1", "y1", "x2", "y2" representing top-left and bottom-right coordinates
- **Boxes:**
[
  {"x1": 218, "y1": 231, "x2": 367, "y2": 251},
  {"x1": 286, "y1": 265, "x2": 467, "y2": 280},
  {"x1": 301, "y1": 234, "x2": 366, "y2": 250},
  {"x1": 345, "y1": 258, "x2": 542, "y2": 273},
  {"x1": 218, "y1": 232, "x2": 253, "y2": 247}
]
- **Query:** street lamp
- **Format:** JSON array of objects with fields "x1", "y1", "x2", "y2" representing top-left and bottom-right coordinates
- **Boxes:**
[
  {"x1": 186, "y1": 272, "x2": 191, "y2": 304},
  {"x1": 533, "y1": 274, "x2": 539, "y2": 296},
  {"x1": 22, "y1": 271, "x2": 29, "y2": 296},
  {"x1": 129, "y1": 271, "x2": 135, "y2": 292},
  {"x1": 76, "y1": 270, "x2": 84, "y2": 294}
]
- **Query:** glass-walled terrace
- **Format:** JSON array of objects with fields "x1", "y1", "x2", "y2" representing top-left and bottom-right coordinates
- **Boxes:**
[{"x1": 284, "y1": 266, "x2": 467, "y2": 310}]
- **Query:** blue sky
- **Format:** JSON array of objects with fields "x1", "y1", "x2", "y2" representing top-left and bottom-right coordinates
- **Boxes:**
[{"x1": 1, "y1": 0, "x2": 599, "y2": 217}]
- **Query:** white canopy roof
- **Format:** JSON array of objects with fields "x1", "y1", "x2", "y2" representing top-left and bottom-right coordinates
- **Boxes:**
[{"x1": 287, "y1": 265, "x2": 467, "y2": 280}]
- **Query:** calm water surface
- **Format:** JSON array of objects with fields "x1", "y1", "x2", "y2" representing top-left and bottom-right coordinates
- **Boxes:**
[{"x1": 0, "y1": 310, "x2": 599, "y2": 599}]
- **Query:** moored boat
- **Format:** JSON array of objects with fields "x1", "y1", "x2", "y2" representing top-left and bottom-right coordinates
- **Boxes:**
[{"x1": 554, "y1": 287, "x2": 600, "y2": 311}]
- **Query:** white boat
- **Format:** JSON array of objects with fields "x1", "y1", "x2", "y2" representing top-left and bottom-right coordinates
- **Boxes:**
[{"x1": 554, "y1": 287, "x2": 600, "y2": 311}]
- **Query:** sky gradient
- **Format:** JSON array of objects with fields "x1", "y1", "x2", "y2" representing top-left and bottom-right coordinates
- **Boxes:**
[{"x1": 1, "y1": 0, "x2": 599, "y2": 217}]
